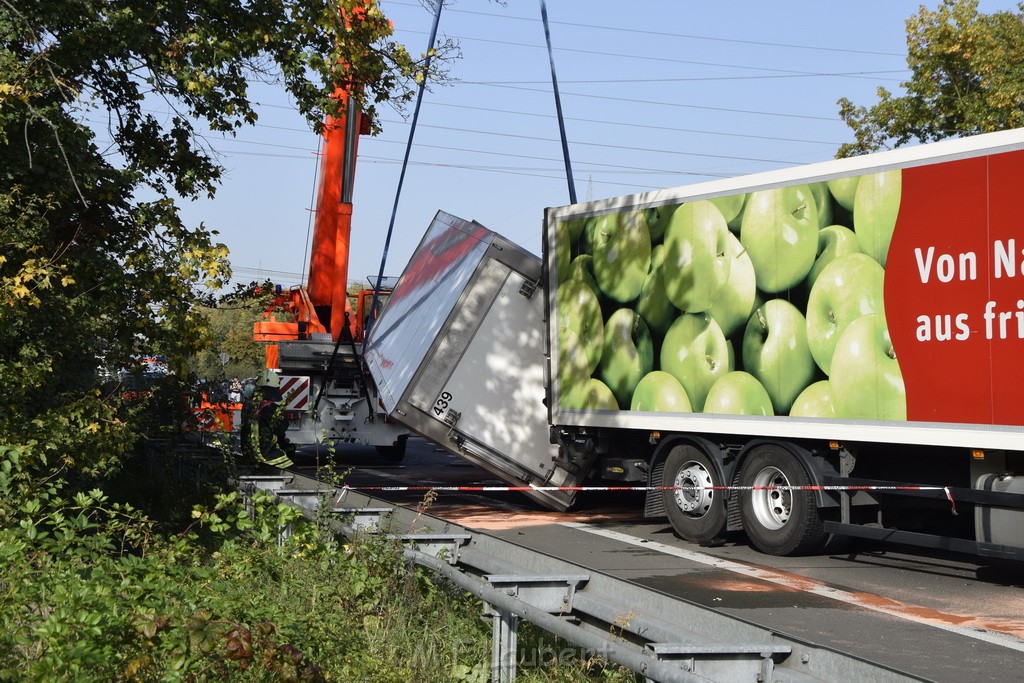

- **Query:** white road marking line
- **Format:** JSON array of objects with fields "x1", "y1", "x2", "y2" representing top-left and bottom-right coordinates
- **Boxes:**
[{"x1": 562, "y1": 522, "x2": 1024, "y2": 653}]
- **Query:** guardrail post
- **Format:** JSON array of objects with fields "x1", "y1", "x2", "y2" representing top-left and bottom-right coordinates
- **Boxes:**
[
  {"x1": 332, "y1": 505, "x2": 394, "y2": 533},
  {"x1": 272, "y1": 489, "x2": 331, "y2": 547},
  {"x1": 278, "y1": 520, "x2": 293, "y2": 546},
  {"x1": 481, "y1": 574, "x2": 589, "y2": 683},
  {"x1": 485, "y1": 604, "x2": 519, "y2": 682}
]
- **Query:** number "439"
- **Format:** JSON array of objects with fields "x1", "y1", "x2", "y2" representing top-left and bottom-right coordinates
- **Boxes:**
[{"x1": 432, "y1": 391, "x2": 453, "y2": 416}]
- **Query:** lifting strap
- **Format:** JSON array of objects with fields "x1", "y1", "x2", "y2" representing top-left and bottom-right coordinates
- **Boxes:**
[
  {"x1": 540, "y1": 0, "x2": 576, "y2": 204},
  {"x1": 366, "y1": 0, "x2": 445, "y2": 338}
]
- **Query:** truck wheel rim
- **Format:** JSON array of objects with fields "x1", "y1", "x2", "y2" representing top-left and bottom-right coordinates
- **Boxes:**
[
  {"x1": 750, "y1": 466, "x2": 791, "y2": 531},
  {"x1": 673, "y1": 461, "x2": 714, "y2": 516}
]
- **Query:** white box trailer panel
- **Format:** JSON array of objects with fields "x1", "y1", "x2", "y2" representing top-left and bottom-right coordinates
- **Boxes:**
[
  {"x1": 364, "y1": 211, "x2": 493, "y2": 412},
  {"x1": 545, "y1": 128, "x2": 1024, "y2": 451},
  {"x1": 365, "y1": 211, "x2": 584, "y2": 511}
]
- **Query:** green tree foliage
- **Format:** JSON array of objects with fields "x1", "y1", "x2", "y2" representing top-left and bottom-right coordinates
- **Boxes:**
[
  {"x1": 0, "y1": 484, "x2": 494, "y2": 680},
  {"x1": 0, "y1": 3, "x2": 450, "y2": 674},
  {"x1": 0, "y1": 0, "x2": 429, "y2": 489},
  {"x1": 190, "y1": 299, "x2": 268, "y2": 382},
  {"x1": 837, "y1": 0, "x2": 1024, "y2": 157}
]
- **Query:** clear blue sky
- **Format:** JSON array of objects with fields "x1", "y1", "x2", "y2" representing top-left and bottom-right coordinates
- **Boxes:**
[{"x1": 175, "y1": 1, "x2": 1020, "y2": 291}]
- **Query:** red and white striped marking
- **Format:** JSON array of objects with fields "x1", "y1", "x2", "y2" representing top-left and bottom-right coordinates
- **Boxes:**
[
  {"x1": 339, "y1": 483, "x2": 959, "y2": 512},
  {"x1": 279, "y1": 375, "x2": 310, "y2": 411}
]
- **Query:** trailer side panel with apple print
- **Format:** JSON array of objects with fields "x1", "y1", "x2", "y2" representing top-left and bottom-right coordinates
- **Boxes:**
[{"x1": 542, "y1": 128, "x2": 1024, "y2": 558}]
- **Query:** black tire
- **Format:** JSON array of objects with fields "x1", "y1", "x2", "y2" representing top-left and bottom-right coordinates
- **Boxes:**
[
  {"x1": 738, "y1": 445, "x2": 826, "y2": 556},
  {"x1": 661, "y1": 444, "x2": 727, "y2": 546},
  {"x1": 376, "y1": 436, "x2": 408, "y2": 463}
]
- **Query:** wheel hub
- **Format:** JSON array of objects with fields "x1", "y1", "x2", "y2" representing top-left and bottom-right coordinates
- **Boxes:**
[
  {"x1": 673, "y1": 461, "x2": 714, "y2": 516},
  {"x1": 750, "y1": 465, "x2": 792, "y2": 531}
]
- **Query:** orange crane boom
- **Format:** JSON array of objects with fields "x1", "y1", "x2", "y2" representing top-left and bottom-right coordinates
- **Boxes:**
[
  {"x1": 255, "y1": 1, "x2": 374, "y2": 354},
  {"x1": 307, "y1": 84, "x2": 368, "y2": 342},
  {"x1": 246, "y1": 0, "x2": 410, "y2": 464}
]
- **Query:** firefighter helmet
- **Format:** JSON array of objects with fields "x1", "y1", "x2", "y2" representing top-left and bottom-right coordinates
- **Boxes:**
[{"x1": 256, "y1": 369, "x2": 280, "y2": 389}]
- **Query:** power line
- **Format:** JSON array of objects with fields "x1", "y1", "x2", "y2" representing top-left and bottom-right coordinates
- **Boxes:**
[
  {"x1": 381, "y1": 0, "x2": 906, "y2": 58},
  {"x1": 258, "y1": 97, "x2": 847, "y2": 145},
  {"x1": 232, "y1": 266, "x2": 306, "y2": 280},
  {"x1": 360, "y1": 135, "x2": 813, "y2": 172},
  {"x1": 256, "y1": 100, "x2": 846, "y2": 146},
  {"x1": 84, "y1": 133, "x2": 739, "y2": 186},
  {"x1": 461, "y1": 82, "x2": 840, "y2": 122},
  {"x1": 88, "y1": 123, "x2": 816, "y2": 181},
  {"x1": 89, "y1": 106, "x2": 827, "y2": 170},
  {"x1": 358, "y1": 151, "x2": 739, "y2": 178},
  {"x1": 458, "y1": 70, "x2": 908, "y2": 85},
  {"x1": 411, "y1": 113, "x2": 841, "y2": 153},
  {"x1": 418, "y1": 102, "x2": 843, "y2": 146},
  {"x1": 364, "y1": 123, "x2": 819, "y2": 165},
  {"x1": 400, "y1": 29, "x2": 906, "y2": 82},
  {"x1": 214, "y1": 147, "x2": 741, "y2": 181},
  {"x1": 360, "y1": 156, "x2": 730, "y2": 190}
]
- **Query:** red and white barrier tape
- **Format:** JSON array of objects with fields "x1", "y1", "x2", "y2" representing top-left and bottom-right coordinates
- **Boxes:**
[{"x1": 339, "y1": 484, "x2": 959, "y2": 514}]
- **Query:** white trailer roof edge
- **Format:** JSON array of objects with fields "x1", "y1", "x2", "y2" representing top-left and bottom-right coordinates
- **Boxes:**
[{"x1": 546, "y1": 128, "x2": 1024, "y2": 220}]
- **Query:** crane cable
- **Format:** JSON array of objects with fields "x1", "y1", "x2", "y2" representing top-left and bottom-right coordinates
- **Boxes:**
[
  {"x1": 366, "y1": 0, "x2": 445, "y2": 335},
  {"x1": 540, "y1": 0, "x2": 576, "y2": 204}
]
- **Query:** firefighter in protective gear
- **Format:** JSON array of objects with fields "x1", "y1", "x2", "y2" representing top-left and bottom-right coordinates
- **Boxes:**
[{"x1": 242, "y1": 370, "x2": 293, "y2": 468}]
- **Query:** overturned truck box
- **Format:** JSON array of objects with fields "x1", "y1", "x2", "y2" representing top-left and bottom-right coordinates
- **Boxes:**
[{"x1": 363, "y1": 211, "x2": 587, "y2": 511}]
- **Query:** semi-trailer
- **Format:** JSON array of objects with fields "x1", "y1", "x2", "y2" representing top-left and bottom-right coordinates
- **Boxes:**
[{"x1": 365, "y1": 128, "x2": 1024, "y2": 560}]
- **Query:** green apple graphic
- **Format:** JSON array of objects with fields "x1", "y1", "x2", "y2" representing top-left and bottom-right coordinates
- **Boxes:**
[
  {"x1": 808, "y1": 182, "x2": 834, "y2": 229},
  {"x1": 806, "y1": 252, "x2": 885, "y2": 375},
  {"x1": 726, "y1": 199, "x2": 746, "y2": 232},
  {"x1": 741, "y1": 299, "x2": 815, "y2": 415},
  {"x1": 854, "y1": 169, "x2": 901, "y2": 266},
  {"x1": 710, "y1": 193, "x2": 746, "y2": 232},
  {"x1": 588, "y1": 210, "x2": 651, "y2": 303},
  {"x1": 807, "y1": 224, "x2": 861, "y2": 290},
  {"x1": 636, "y1": 244, "x2": 679, "y2": 336},
  {"x1": 829, "y1": 313, "x2": 906, "y2": 421},
  {"x1": 563, "y1": 216, "x2": 587, "y2": 243},
  {"x1": 568, "y1": 254, "x2": 600, "y2": 297},
  {"x1": 630, "y1": 371, "x2": 692, "y2": 413},
  {"x1": 660, "y1": 313, "x2": 731, "y2": 412},
  {"x1": 663, "y1": 200, "x2": 732, "y2": 313},
  {"x1": 704, "y1": 371, "x2": 773, "y2": 416},
  {"x1": 577, "y1": 378, "x2": 619, "y2": 411},
  {"x1": 827, "y1": 176, "x2": 859, "y2": 212},
  {"x1": 555, "y1": 220, "x2": 571, "y2": 283},
  {"x1": 740, "y1": 185, "x2": 819, "y2": 293},
  {"x1": 600, "y1": 308, "x2": 654, "y2": 408},
  {"x1": 557, "y1": 328, "x2": 592, "y2": 410},
  {"x1": 645, "y1": 203, "x2": 680, "y2": 243},
  {"x1": 789, "y1": 380, "x2": 836, "y2": 418},
  {"x1": 557, "y1": 279, "x2": 604, "y2": 374},
  {"x1": 707, "y1": 231, "x2": 757, "y2": 338}
]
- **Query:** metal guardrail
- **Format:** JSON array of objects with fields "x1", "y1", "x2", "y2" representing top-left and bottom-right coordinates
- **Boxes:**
[{"x1": 239, "y1": 472, "x2": 918, "y2": 683}]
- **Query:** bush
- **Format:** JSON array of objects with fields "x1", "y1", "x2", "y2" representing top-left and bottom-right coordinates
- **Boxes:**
[{"x1": 0, "y1": 477, "x2": 496, "y2": 681}]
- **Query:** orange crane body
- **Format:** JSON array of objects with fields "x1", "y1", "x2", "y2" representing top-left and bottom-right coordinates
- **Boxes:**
[
  {"x1": 255, "y1": 1, "x2": 377, "y2": 353},
  {"x1": 247, "y1": 5, "x2": 408, "y2": 461}
]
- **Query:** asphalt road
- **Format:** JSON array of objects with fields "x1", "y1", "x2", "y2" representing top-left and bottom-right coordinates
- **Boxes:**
[{"x1": 296, "y1": 436, "x2": 1024, "y2": 681}]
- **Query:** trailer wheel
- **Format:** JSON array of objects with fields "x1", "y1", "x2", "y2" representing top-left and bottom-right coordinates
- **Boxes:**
[
  {"x1": 661, "y1": 445, "x2": 727, "y2": 546},
  {"x1": 738, "y1": 446, "x2": 826, "y2": 556}
]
